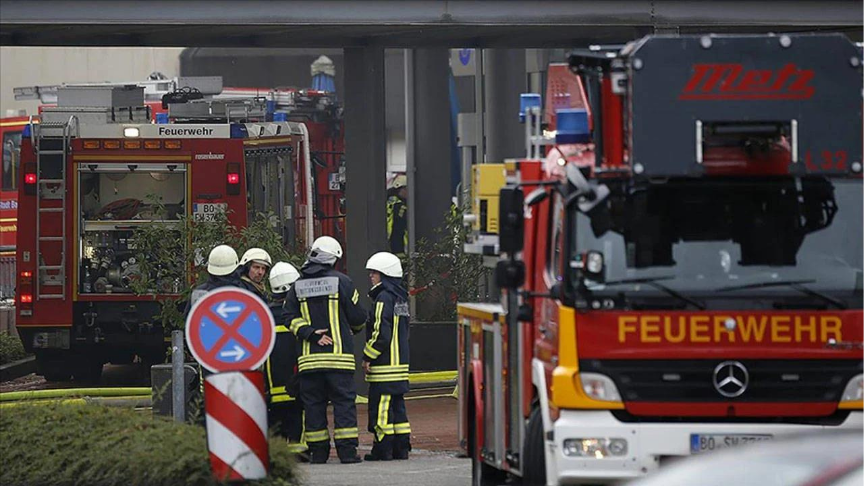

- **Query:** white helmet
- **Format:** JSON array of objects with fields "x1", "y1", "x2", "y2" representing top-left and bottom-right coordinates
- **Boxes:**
[
  {"x1": 388, "y1": 174, "x2": 407, "y2": 190},
  {"x1": 207, "y1": 245, "x2": 239, "y2": 276},
  {"x1": 365, "y1": 251, "x2": 403, "y2": 278},
  {"x1": 269, "y1": 262, "x2": 300, "y2": 293},
  {"x1": 310, "y1": 236, "x2": 343, "y2": 259},
  {"x1": 240, "y1": 248, "x2": 272, "y2": 267}
]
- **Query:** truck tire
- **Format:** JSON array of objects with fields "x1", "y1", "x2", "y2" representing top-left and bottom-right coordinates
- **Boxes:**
[
  {"x1": 36, "y1": 354, "x2": 72, "y2": 382},
  {"x1": 72, "y1": 360, "x2": 103, "y2": 383},
  {"x1": 521, "y1": 407, "x2": 547, "y2": 486}
]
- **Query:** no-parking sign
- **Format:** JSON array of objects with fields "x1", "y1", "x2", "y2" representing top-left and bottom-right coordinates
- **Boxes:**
[{"x1": 186, "y1": 287, "x2": 276, "y2": 373}]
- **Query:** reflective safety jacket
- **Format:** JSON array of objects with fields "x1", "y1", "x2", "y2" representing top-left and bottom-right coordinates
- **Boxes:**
[
  {"x1": 285, "y1": 263, "x2": 366, "y2": 373},
  {"x1": 386, "y1": 195, "x2": 408, "y2": 255},
  {"x1": 363, "y1": 278, "x2": 410, "y2": 395},
  {"x1": 265, "y1": 296, "x2": 299, "y2": 403}
]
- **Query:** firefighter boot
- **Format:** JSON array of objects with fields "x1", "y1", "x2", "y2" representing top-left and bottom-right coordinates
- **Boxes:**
[
  {"x1": 308, "y1": 444, "x2": 330, "y2": 464},
  {"x1": 364, "y1": 438, "x2": 394, "y2": 461},
  {"x1": 338, "y1": 446, "x2": 362, "y2": 464},
  {"x1": 393, "y1": 435, "x2": 411, "y2": 460}
]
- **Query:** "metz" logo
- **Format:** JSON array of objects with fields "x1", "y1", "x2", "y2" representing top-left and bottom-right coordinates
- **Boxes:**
[{"x1": 679, "y1": 63, "x2": 815, "y2": 100}]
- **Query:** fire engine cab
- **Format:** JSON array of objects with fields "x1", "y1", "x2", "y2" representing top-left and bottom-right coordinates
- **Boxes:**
[
  {"x1": 458, "y1": 34, "x2": 863, "y2": 485},
  {"x1": 15, "y1": 84, "x2": 322, "y2": 381}
]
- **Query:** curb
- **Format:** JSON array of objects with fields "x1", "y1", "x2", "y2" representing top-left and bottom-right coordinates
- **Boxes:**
[{"x1": 0, "y1": 356, "x2": 36, "y2": 382}]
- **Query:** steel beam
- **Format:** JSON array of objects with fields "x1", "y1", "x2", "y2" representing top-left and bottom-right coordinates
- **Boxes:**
[
  {"x1": 344, "y1": 46, "x2": 387, "y2": 393},
  {"x1": 2, "y1": 1, "x2": 860, "y2": 47}
]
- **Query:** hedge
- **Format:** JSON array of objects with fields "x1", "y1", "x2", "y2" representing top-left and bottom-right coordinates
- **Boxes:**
[
  {"x1": 0, "y1": 403, "x2": 301, "y2": 486},
  {"x1": 0, "y1": 331, "x2": 29, "y2": 366}
]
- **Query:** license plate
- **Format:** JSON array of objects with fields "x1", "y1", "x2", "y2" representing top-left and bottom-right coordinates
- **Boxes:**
[
  {"x1": 690, "y1": 434, "x2": 772, "y2": 454},
  {"x1": 193, "y1": 203, "x2": 227, "y2": 222}
]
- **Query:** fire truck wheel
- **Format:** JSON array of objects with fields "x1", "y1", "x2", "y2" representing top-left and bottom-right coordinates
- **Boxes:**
[
  {"x1": 42, "y1": 368, "x2": 72, "y2": 382},
  {"x1": 36, "y1": 355, "x2": 72, "y2": 382},
  {"x1": 521, "y1": 407, "x2": 546, "y2": 486}
]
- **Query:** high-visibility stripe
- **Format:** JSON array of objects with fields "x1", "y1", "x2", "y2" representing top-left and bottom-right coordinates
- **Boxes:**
[
  {"x1": 364, "y1": 343, "x2": 382, "y2": 360},
  {"x1": 391, "y1": 315, "x2": 399, "y2": 366},
  {"x1": 328, "y1": 293, "x2": 342, "y2": 354},
  {"x1": 286, "y1": 443, "x2": 308, "y2": 453},
  {"x1": 334, "y1": 427, "x2": 358, "y2": 439},
  {"x1": 298, "y1": 353, "x2": 355, "y2": 362},
  {"x1": 352, "y1": 289, "x2": 359, "y2": 304},
  {"x1": 300, "y1": 301, "x2": 311, "y2": 357},
  {"x1": 275, "y1": 325, "x2": 289, "y2": 333},
  {"x1": 299, "y1": 362, "x2": 356, "y2": 372},
  {"x1": 270, "y1": 386, "x2": 286, "y2": 395},
  {"x1": 305, "y1": 429, "x2": 329, "y2": 442},
  {"x1": 271, "y1": 395, "x2": 296, "y2": 403},
  {"x1": 367, "y1": 374, "x2": 409, "y2": 383},
  {"x1": 376, "y1": 394, "x2": 391, "y2": 441},
  {"x1": 394, "y1": 422, "x2": 412, "y2": 435},
  {"x1": 289, "y1": 318, "x2": 308, "y2": 334},
  {"x1": 366, "y1": 302, "x2": 384, "y2": 359},
  {"x1": 369, "y1": 364, "x2": 409, "y2": 372}
]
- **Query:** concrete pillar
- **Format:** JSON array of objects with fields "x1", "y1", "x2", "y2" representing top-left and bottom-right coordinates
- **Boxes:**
[
  {"x1": 344, "y1": 46, "x2": 387, "y2": 392},
  {"x1": 484, "y1": 49, "x2": 527, "y2": 163}
]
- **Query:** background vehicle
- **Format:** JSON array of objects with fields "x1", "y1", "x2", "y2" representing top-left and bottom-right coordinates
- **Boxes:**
[
  {"x1": 626, "y1": 432, "x2": 863, "y2": 486},
  {"x1": 15, "y1": 84, "x2": 325, "y2": 381},
  {"x1": 458, "y1": 34, "x2": 863, "y2": 485},
  {"x1": 0, "y1": 115, "x2": 27, "y2": 299}
]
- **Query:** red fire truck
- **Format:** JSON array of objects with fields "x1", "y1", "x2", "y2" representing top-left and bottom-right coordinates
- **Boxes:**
[
  {"x1": 15, "y1": 84, "x2": 330, "y2": 381},
  {"x1": 459, "y1": 34, "x2": 863, "y2": 485}
]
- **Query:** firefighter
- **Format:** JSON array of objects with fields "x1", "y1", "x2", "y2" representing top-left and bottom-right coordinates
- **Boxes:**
[
  {"x1": 185, "y1": 244, "x2": 241, "y2": 314},
  {"x1": 237, "y1": 247, "x2": 272, "y2": 300},
  {"x1": 285, "y1": 236, "x2": 367, "y2": 464},
  {"x1": 264, "y1": 262, "x2": 307, "y2": 456},
  {"x1": 362, "y1": 251, "x2": 412, "y2": 461},
  {"x1": 386, "y1": 174, "x2": 408, "y2": 256}
]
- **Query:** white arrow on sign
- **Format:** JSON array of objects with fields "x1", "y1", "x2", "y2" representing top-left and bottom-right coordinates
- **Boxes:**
[
  {"x1": 216, "y1": 302, "x2": 242, "y2": 319},
  {"x1": 219, "y1": 345, "x2": 246, "y2": 362}
]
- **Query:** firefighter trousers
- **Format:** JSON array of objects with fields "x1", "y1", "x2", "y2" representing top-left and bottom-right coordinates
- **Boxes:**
[
  {"x1": 367, "y1": 387, "x2": 411, "y2": 456},
  {"x1": 269, "y1": 399, "x2": 307, "y2": 453},
  {"x1": 299, "y1": 372, "x2": 359, "y2": 460}
]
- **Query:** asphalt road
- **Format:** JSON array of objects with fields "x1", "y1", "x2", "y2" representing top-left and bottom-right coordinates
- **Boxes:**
[{"x1": 297, "y1": 450, "x2": 471, "y2": 486}]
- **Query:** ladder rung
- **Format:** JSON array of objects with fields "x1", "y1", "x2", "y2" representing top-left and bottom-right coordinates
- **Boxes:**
[
  {"x1": 39, "y1": 236, "x2": 64, "y2": 241},
  {"x1": 39, "y1": 179, "x2": 64, "y2": 184},
  {"x1": 38, "y1": 208, "x2": 64, "y2": 213},
  {"x1": 38, "y1": 150, "x2": 66, "y2": 155},
  {"x1": 37, "y1": 294, "x2": 65, "y2": 299},
  {"x1": 38, "y1": 265, "x2": 63, "y2": 270}
]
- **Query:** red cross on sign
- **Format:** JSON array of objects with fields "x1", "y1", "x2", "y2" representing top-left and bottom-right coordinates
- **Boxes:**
[{"x1": 186, "y1": 288, "x2": 276, "y2": 373}]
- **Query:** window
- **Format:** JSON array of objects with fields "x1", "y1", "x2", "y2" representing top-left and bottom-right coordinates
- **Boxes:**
[{"x1": 2, "y1": 131, "x2": 22, "y2": 192}]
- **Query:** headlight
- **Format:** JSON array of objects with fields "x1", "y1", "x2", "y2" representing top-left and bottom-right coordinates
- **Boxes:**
[
  {"x1": 585, "y1": 251, "x2": 604, "y2": 274},
  {"x1": 563, "y1": 438, "x2": 628, "y2": 458},
  {"x1": 579, "y1": 372, "x2": 622, "y2": 402},
  {"x1": 841, "y1": 374, "x2": 863, "y2": 402},
  {"x1": 123, "y1": 126, "x2": 140, "y2": 138}
]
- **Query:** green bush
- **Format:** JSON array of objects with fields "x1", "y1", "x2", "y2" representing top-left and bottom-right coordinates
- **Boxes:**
[
  {"x1": 0, "y1": 403, "x2": 301, "y2": 486},
  {"x1": 0, "y1": 331, "x2": 29, "y2": 366}
]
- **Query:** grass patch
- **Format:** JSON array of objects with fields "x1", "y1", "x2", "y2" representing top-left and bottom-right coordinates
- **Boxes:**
[
  {"x1": 0, "y1": 403, "x2": 302, "y2": 486},
  {"x1": 0, "y1": 331, "x2": 29, "y2": 366}
]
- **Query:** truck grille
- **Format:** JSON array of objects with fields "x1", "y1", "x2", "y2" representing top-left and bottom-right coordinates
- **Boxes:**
[{"x1": 579, "y1": 359, "x2": 861, "y2": 402}]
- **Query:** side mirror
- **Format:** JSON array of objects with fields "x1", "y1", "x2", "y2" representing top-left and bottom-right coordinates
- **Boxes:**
[
  {"x1": 571, "y1": 250, "x2": 606, "y2": 283},
  {"x1": 498, "y1": 187, "x2": 524, "y2": 254},
  {"x1": 495, "y1": 260, "x2": 525, "y2": 289}
]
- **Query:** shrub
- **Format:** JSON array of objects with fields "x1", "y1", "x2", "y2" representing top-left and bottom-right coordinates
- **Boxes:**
[
  {"x1": 0, "y1": 403, "x2": 301, "y2": 486},
  {"x1": 0, "y1": 331, "x2": 28, "y2": 366}
]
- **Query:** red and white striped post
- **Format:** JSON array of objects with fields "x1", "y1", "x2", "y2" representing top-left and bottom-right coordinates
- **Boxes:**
[{"x1": 204, "y1": 371, "x2": 269, "y2": 481}]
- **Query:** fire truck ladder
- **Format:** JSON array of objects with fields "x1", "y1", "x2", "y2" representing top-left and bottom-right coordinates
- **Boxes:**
[{"x1": 32, "y1": 116, "x2": 77, "y2": 300}]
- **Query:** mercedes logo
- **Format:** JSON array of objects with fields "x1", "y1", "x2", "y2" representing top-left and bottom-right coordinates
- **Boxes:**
[{"x1": 713, "y1": 361, "x2": 749, "y2": 398}]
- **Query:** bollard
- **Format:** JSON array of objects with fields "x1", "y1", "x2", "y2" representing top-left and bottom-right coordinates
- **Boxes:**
[
  {"x1": 171, "y1": 330, "x2": 185, "y2": 422},
  {"x1": 204, "y1": 370, "x2": 269, "y2": 480}
]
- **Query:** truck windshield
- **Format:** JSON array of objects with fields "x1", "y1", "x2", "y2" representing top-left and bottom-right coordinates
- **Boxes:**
[{"x1": 572, "y1": 177, "x2": 863, "y2": 308}]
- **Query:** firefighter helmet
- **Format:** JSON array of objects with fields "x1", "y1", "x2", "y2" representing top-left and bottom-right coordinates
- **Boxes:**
[
  {"x1": 269, "y1": 262, "x2": 300, "y2": 293},
  {"x1": 207, "y1": 245, "x2": 239, "y2": 276},
  {"x1": 388, "y1": 174, "x2": 407, "y2": 190},
  {"x1": 310, "y1": 236, "x2": 343, "y2": 259},
  {"x1": 365, "y1": 251, "x2": 403, "y2": 278},
  {"x1": 240, "y1": 248, "x2": 272, "y2": 267}
]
